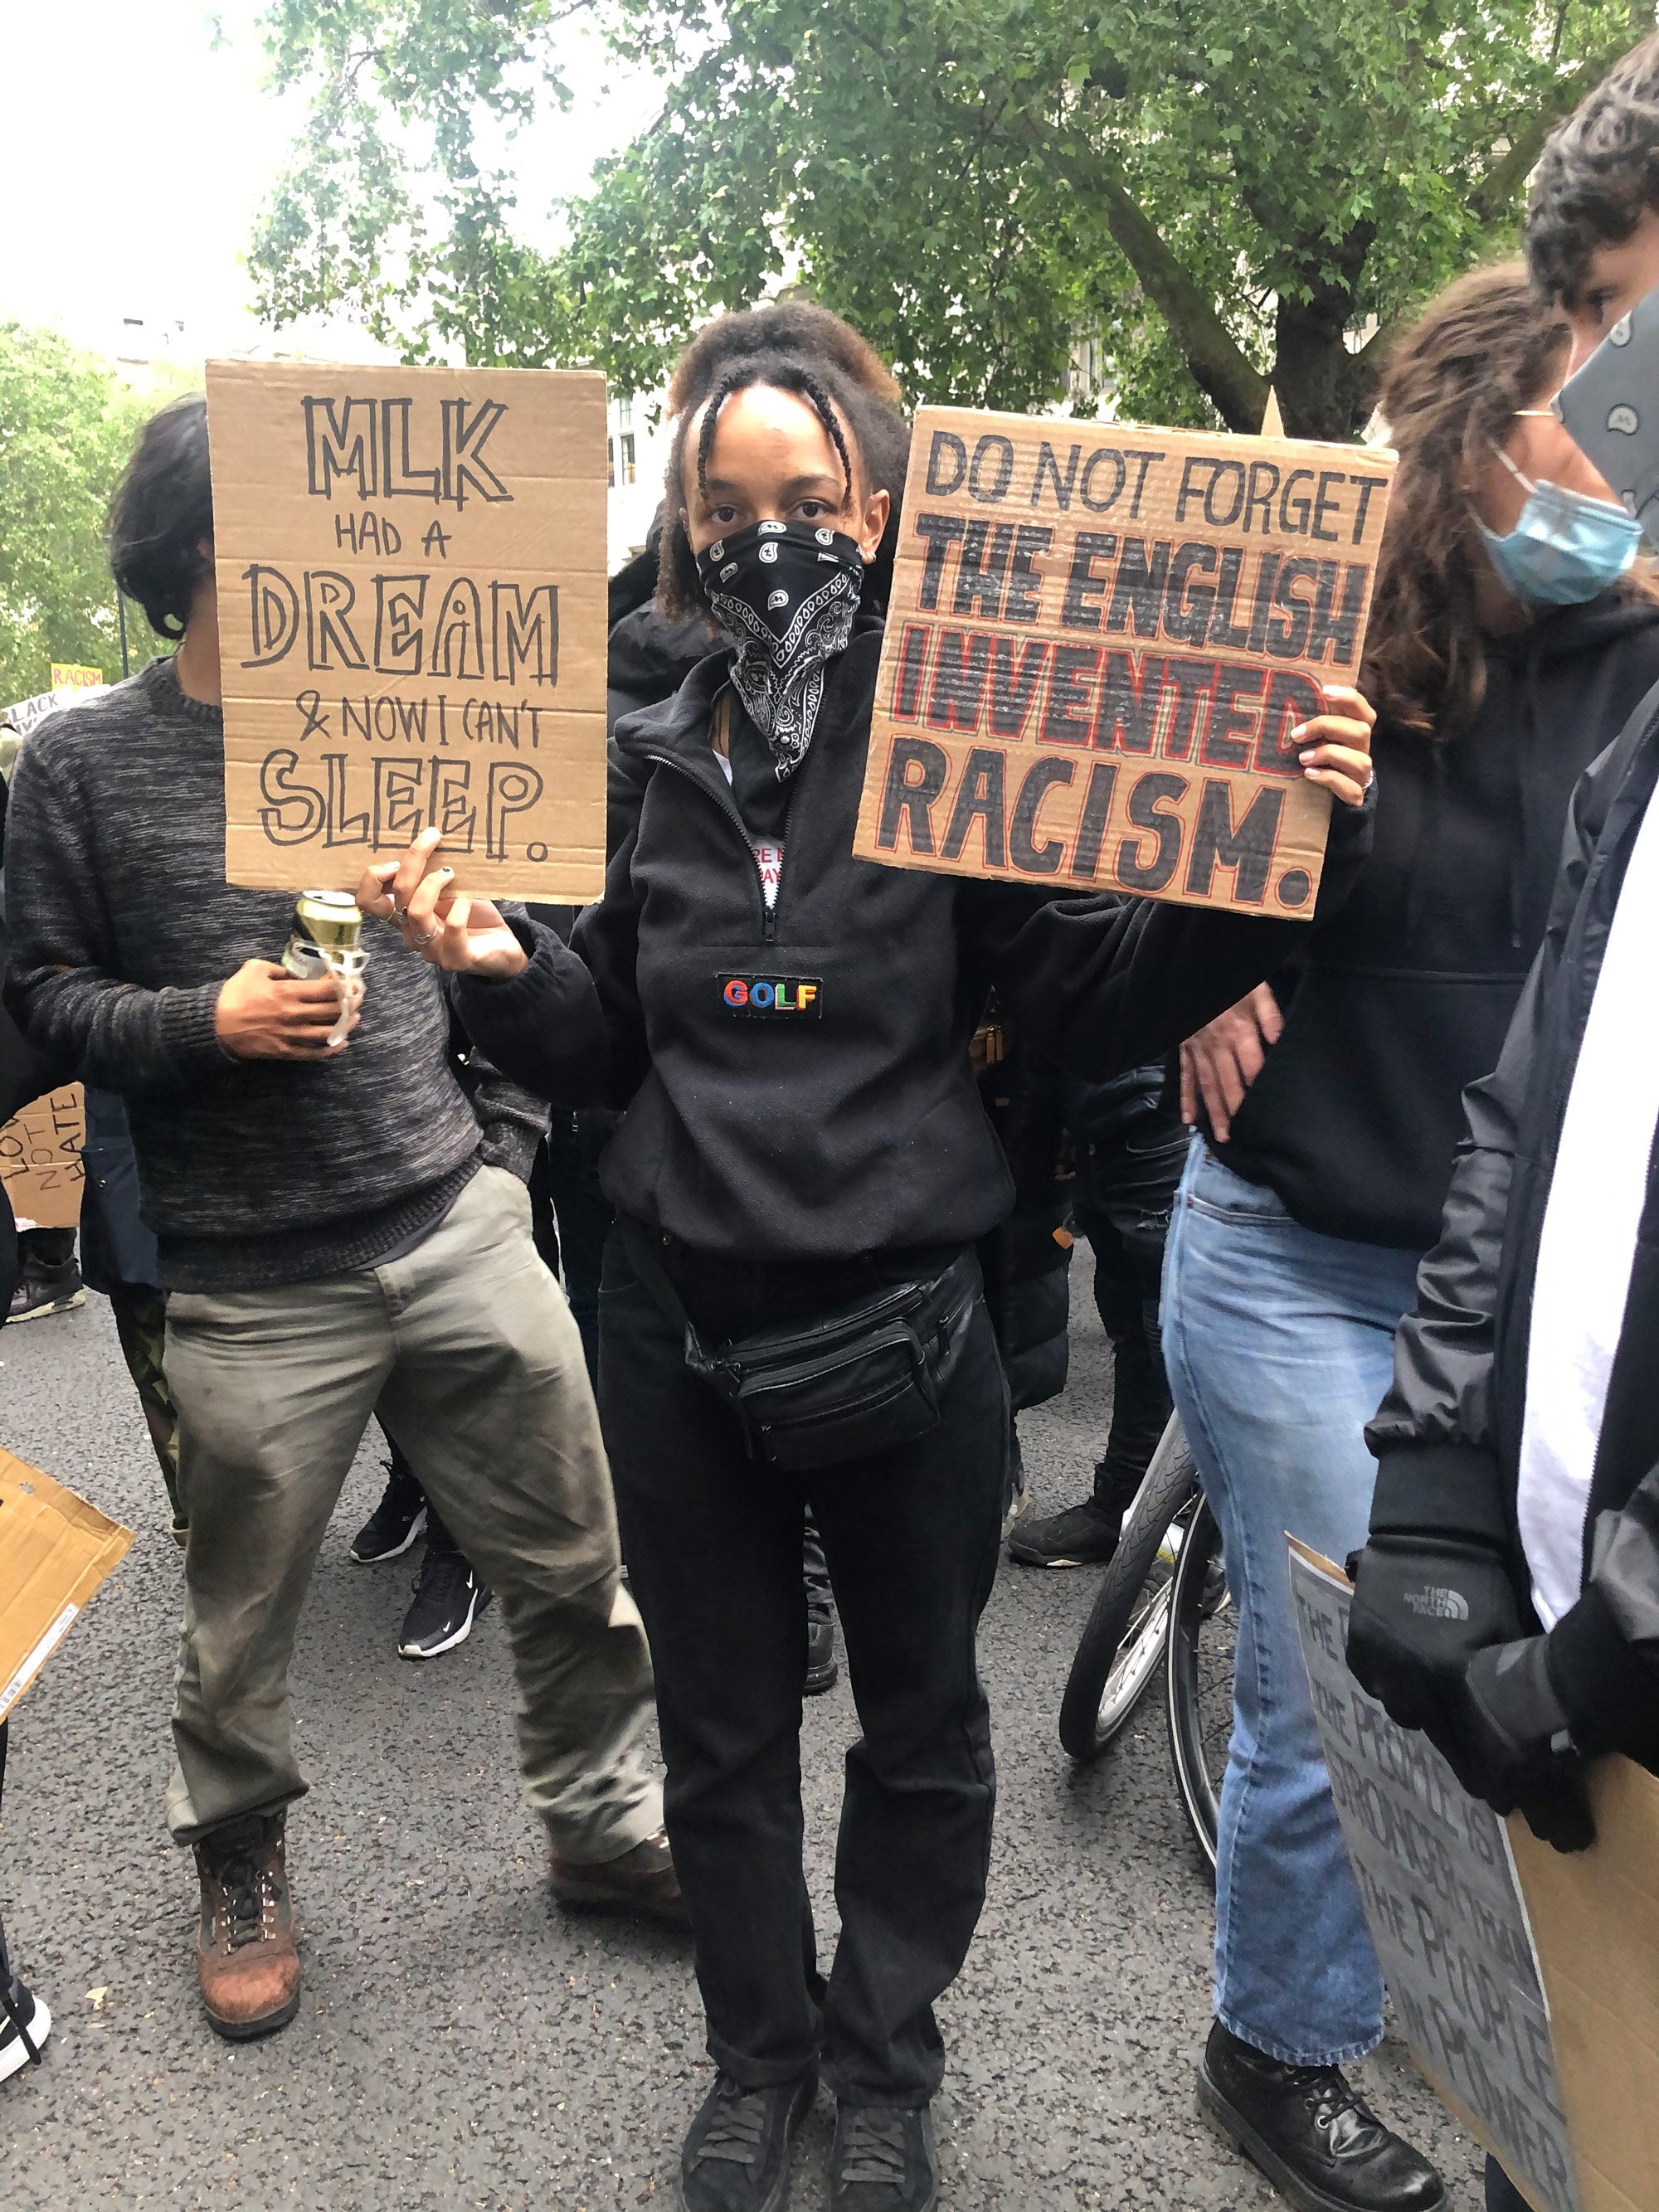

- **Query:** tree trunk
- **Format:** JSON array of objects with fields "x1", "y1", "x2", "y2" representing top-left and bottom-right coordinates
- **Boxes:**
[{"x1": 1269, "y1": 225, "x2": 1377, "y2": 440}]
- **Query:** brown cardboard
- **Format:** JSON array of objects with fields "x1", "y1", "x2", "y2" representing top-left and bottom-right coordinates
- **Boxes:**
[
  {"x1": 1509, "y1": 1757, "x2": 1659, "y2": 2212},
  {"x1": 854, "y1": 410, "x2": 1396, "y2": 915},
  {"x1": 206, "y1": 361, "x2": 610, "y2": 902},
  {"x1": 0, "y1": 1449, "x2": 133, "y2": 1724},
  {"x1": 0, "y1": 1084, "x2": 85, "y2": 1231}
]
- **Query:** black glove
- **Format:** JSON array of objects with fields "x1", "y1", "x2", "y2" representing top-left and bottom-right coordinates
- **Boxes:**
[
  {"x1": 1345, "y1": 1533, "x2": 1524, "y2": 1744},
  {"x1": 1459, "y1": 1636, "x2": 1596, "y2": 1855}
]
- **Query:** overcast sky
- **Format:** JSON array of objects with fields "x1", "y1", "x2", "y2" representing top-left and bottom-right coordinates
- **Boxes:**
[{"x1": 1, "y1": 0, "x2": 650, "y2": 366}]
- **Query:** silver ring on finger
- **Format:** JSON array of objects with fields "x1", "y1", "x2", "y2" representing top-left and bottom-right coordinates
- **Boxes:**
[{"x1": 411, "y1": 926, "x2": 440, "y2": 948}]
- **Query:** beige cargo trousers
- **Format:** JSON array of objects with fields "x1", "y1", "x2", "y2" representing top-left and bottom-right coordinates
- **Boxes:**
[{"x1": 162, "y1": 1164, "x2": 662, "y2": 1860}]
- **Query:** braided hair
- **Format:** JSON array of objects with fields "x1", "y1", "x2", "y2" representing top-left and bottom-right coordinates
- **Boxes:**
[{"x1": 659, "y1": 304, "x2": 910, "y2": 620}]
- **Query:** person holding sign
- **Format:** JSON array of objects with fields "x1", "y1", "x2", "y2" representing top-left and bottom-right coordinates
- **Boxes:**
[
  {"x1": 1353, "y1": 42, "x2": 1659, "y2": 2212},
  {"x1": 1159, "y1": 262, "x2": 1659, "y2": 2212},
  {"x1": 381, "y1": 303, "x2": 1375, "y2": 2212},
  {"x1": 3, "y1": 394, "x2": 679, "y2": 2047}
]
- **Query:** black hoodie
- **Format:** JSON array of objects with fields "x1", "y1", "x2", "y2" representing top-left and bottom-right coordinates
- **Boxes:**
[
  {"x1": 455, "y1": 626, "x2": 1374, "y2": 1262},
  {"x1": 1201, "y1": 592, "x2": 1659, "y2": 1249}
]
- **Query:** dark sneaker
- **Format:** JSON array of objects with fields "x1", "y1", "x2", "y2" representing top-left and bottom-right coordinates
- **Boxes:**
[
  {"x1": 398, "y1": 1548, "x2": 491, "y2": 1660},
  {"x1": 550, "y1": 1825, "x2": 690, "y2": 1929},
  {"x1": 7, "y1": 1263, "x2": 85, "y2": 1324},
  {"x1": 830, "y1": 2101, "x2": 937, "y2": 2212},
  {"x1": 349, "y1": 1459, "x2": 428, "y2": 1563},
  {"x1": 805, "y1": 1601, "x2": 839, "y2": 1695},
  {"x1": 679, "y1": 2069, "x2": 815, "y2": 2212},
  {"x1": 193, "y1": 1811, "x2": 300, "y2": 2042},
  {"x1": 1008, "y1": 1496, "x2": 1124, "y2": 1568},
  {"x1": 1199, "y1": 2021, "x2": 1445, "y2": 2212},
  {"x1": 0, "y1": 1917, "x2": 49, "y2": 2084}
]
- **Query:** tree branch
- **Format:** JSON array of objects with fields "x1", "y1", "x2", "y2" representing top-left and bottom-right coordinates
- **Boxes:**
[
  {"x1": 1469, "y1": 46, "x2": 1634, "y2": 227},
  {"x1": 1047, "y1": 141, "x2": 1268, "y2": 429}
]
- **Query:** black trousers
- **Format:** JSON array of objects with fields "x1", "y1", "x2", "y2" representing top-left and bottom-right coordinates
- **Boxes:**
[
  {"x1": 599, "y1": 1227, "x2": 1007, "y2": 2104},
  {"x1": 1070, "y1": 1108, "x2": 1186, "y2": 1500}
]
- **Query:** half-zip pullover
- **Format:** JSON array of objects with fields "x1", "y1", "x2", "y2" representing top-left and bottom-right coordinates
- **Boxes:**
[{"x1": 455, "y1": 627, "x2": 1374, "y2": 1263}]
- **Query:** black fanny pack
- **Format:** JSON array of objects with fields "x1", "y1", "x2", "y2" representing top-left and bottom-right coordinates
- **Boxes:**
[{"x1": 622, "y1": 1223, "x2": 980, "y2": 1471}]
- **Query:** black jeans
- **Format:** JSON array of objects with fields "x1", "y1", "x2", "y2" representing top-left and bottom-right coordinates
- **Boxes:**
[
  {"x1": 599, "y1": 1227, "x2": 1007, "y2": 2104},
  {"x1": 1070, "y1": 1106, "x2": 1187, "y2": 1500},
  {"x1": 1485, "y1": 2161, "x2": 1530, "y2": 2212}
]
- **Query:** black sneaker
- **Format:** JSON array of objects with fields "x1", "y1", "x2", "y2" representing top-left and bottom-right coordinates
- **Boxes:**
[
  {"x1": 0, "y1": 1918, "x2": 49, "y2": 2085},
  {"x1": 398, "y1": 1548, "x2": 491, "y2": 1660},
  {"x1": 1198, "y1": 2021, "x2": 1445, "y2": 2212},
  {"x1": 679, "y1": 2069, "x2": 815, "y2": 2212},
  {"x1": 830, "y1": 2102, "x2": 937, "y2": 2212},
  {"x1": 1008, "y1": 1496, "x2": 1124, "y2": 1568},
  {"x1": 7, "y1": 1263, "x2": 84, "y2": 1324},
  {"x1": 805, "y1": 1601, "x2": 839, "y2": 1695},
  {"x1": 350, "y1": 1460, "x2": 428, "y2": 1563}
]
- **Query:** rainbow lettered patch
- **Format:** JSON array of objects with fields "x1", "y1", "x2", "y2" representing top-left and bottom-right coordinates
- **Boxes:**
[{"x1": 718, "y1": 974, "x2": 824, "y2": 1018}]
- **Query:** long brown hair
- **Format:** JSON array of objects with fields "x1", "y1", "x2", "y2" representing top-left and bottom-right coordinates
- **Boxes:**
[{"x1": 1364, "y1": 264, "x2": 1574, "y2": 738}]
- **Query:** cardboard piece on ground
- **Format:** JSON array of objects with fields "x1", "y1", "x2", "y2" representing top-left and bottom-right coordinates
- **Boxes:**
[
  {"x1": 0, "y1": 1448, "x2": 133, "y2": 1725},
  {"x1": 0, "y1": 1084, "x2": 85, "y2": 1231},
  {"x1": 206, "y1": 360, "x2": 610, "y2": 902},
  {"x1": 1289, "y1": 1541, "x2": 1579, "y2": 2212},
  {"x1": 1508, "y1": 1756, "x2": 1659, "y2": 2212},
  {"x1": 853, "y1": 410, "x2": 1396, "y2": 915}
]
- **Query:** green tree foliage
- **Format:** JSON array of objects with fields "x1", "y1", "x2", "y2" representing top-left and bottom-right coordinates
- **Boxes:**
[
  {"x1": 0, "y1": 326, "x2": 167, "y2": 707},
  {"x1": 251, "y1": 0, "x2": 1656, "y2": 435}
]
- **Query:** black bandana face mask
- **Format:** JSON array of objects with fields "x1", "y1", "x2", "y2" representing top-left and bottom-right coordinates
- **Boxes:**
[{"x1": 695, "y1": 519, "x2": 864, "y2": 779}]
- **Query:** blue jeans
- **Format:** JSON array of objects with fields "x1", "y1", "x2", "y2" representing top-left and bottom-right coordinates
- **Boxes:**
[{"x1": 1162, "y1": 1141, "x2": 1423, "y2": 2064}]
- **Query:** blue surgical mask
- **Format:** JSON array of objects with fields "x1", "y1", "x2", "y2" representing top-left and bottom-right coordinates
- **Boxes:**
[{"x1": 1477, "y1": 448, "x2": 1642, "y2": 606}]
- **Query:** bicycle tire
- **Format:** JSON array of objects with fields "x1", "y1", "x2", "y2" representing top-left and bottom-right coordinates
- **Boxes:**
[
  {"x1": 1058, "y1": 1414, "x2": 1199, "y2": 1762},
  {"x1": 1166, "y1": 1495, "x2": 1236, "y2": 1870}
]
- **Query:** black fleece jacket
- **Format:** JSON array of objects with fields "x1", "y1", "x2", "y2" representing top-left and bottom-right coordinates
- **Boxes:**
[
  {"x1": 455, "y1": 625, "x2": 1372, "y2": 1263},
  {"x1": 1207, "y1": 593, "x2": 1659, "y2": 1248},
  {"x1": 1366, "y1": 677, "x2": 1659, "y2": 1767}
]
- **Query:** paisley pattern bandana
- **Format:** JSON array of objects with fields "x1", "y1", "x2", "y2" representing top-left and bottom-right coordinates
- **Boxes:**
[{"x1": 695, "y1": 519, "x2": 864, "y2": 779}]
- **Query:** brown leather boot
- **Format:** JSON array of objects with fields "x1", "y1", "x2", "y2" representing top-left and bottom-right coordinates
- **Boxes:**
[
  {"x1": 193, "y1": 1812, "x2": 301, "y2": 2040},
  {"x1": 548, "y1": 1826, "x2": 690, "y2": 1928}
]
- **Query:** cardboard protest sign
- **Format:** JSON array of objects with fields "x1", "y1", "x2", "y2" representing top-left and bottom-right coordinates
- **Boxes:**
[
  {"x1": 0, "y1": 1085, "x2": 85, "y2": 1232},
  {"x1": 1291, "y1": 1544, "x2": 1578, "y2": 2212},
  {"x1": 49, "y1": 663, "x2": 102, "y2": 691},
  {"x1": 854, "y1": 411, "x2": 1396, "y2": 916},
  {"x1": 1509, "y1": 1757, "x2": 1659, "y2": 2212},
  {"x1": 0, "y1": 1448, "x2": 133, "y2": 1726},
  {"x1": 207, "y1": 361, "x2": 609, "y2": 902}
]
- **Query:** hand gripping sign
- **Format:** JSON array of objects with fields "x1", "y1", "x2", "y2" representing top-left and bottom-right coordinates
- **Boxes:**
[
  {"x1": 207, "y1": 361, "x2": 609, "y2": 902},
  {"x1": 853, "y1": 411, "x2": 1396, "y2": 915}
]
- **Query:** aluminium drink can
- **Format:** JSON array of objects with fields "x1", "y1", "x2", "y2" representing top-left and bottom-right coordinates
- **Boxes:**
[{"x1": 281, "y1": 890, "x2": 364, "y2": 981}]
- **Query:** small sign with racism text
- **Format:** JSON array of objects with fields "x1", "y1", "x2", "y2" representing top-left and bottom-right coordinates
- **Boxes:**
[
  {"x1": 207, "y1": 361, "x2": 609, "y2": 902},
  {"x1": 853, "y1": 410, "x2": 1396, "y2": 914}
]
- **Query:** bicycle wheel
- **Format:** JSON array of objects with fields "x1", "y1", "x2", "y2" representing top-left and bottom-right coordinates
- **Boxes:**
[
  {"x1": 1166, "y1": 1494, "x2": 1237, "y2": 1869},
  {"x1": 1058, "y1": 1414, "x2": 1199, "y2": 1762}
]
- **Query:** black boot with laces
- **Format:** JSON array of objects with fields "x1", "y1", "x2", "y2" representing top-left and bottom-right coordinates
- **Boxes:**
[
  {"x1": 829, "y1": 2102, "x2": 937, "y2": 2212},
  {"x1": 679, "y1": 2069, "x2": 815, "y2": 2212},
  {"x1": 1199, "y1": 2021, "x2": 1444, "y2": 2212}
]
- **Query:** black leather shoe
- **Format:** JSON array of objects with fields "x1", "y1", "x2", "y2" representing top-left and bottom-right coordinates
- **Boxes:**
[
  {"x1": 679, "y1": 2069, "x2": 815, "y2": 2212},
  {"x1": 1198, "y1": 2023, "x2": 1444, "y2": 2212},
  {"x1": 829, "y1": 2101, "x2": 937, "y2": 2212},
  {"x1": 805, "y1": 1602, "x2": 839, "y2": 1695}
]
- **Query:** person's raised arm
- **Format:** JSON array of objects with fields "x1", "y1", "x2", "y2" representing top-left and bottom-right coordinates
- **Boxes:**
[
  {"x1": 364, "y1": 751, "x2": 652, "y2": 1110},
  {"x1": 966, "y1": 686, "x2": 1376, "y2": 1081}
]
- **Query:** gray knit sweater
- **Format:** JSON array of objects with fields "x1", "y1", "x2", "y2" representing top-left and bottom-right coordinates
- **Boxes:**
[{"x1": 4, "y1": 658, "x2": 547, "y2": 1291}]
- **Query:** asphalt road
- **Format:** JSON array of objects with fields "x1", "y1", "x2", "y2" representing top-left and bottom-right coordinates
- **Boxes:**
[{"x1": 0, "y1": 1257, "x2": 1485, "y2": 2211}]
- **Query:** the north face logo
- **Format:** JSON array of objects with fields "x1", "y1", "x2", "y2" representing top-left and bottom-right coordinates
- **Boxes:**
[{"x1": 1401, "y1": 1586, "x2": 1471, "y2": 1621}]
